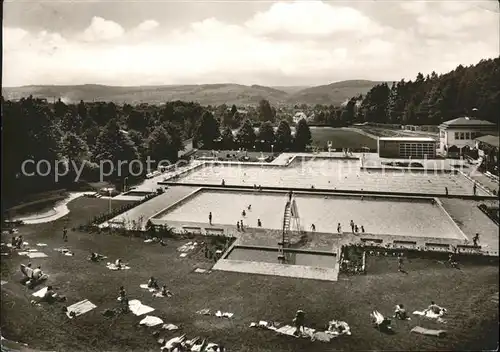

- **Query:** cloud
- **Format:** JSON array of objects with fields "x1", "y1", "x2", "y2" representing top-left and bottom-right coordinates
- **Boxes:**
[
  {"x1": 136, "y1": 20, "x2": 159, "y2": 32},
  {"x1": 2, "y1": 1, "x2": 499, "y2": 87},
  {"x1": 81, "y1": 16, "x2": 124, "y2": 42},
  {"x1": 245, "y1": 1, "x2": 383, "y2": 37}
]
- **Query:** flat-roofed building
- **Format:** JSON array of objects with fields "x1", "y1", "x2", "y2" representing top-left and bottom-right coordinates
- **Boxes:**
[
  {"x1": 378, "y1": 137, "x2": 437, "y2": 159},
  {"x1": 438, "y1": 117, "x2": 497, "y2": 157}
]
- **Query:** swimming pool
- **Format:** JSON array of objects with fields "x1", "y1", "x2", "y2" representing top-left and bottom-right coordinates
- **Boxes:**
[
  {"x1": 225, "y1": 246, "x2": 337, "y2": 268},
  {"x1": 155, "y1": 189, "x2": 464, "y2": 239},
  {"x1": 170, "y1": 158, "x2": 486, "y2": 196}
]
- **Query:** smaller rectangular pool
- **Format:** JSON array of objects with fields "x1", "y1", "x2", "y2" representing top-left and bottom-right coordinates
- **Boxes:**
[{"x1": 226, "y1": 246, "x2": 337, "y2": 268}]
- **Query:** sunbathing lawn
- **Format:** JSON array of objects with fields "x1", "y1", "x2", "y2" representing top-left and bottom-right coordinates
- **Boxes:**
[
  {"x1": 1, "y1": 197, "x2": 498, "y2": 352},
  {"x1": 310, "y1": 127, "x2": 377, "y2": 150}
]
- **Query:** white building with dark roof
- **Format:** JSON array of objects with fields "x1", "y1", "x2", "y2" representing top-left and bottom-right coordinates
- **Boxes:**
[{"x1": 438, "y1": 117, "x2": 497, "y2": 157}]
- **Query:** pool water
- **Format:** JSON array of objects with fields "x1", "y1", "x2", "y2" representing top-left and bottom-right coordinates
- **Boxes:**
[
  {"x1": 172, "y1": 158, "x2": 485, "y2": 195},
  {"x1": 226, "y1": 247, "x2": 337, "y2": 268},
  {"x1": 157, "y1": 190, "x2": 463, "y2": 239}
]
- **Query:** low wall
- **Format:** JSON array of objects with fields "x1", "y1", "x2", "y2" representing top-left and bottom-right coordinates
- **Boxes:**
[{"x1": 158, "y1": 182, "x2": 499, "y2": 200}]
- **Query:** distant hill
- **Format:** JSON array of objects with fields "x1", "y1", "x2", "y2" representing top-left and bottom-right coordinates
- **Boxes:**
[
  {"x1": 286, "y1": 80, "x2": 386, "y2": 105},
  {"x1": 2, "y1": 80, "x2": 383, "y2": 106}
]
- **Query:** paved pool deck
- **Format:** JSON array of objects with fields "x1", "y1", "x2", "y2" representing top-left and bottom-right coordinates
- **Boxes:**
[{"x1": 101, "y1": 186, "x2": 199, "y2": 230}]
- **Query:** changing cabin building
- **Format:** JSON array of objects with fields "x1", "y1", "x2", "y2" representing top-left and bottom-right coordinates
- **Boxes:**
[
  {"x1": 438, "y1": 117, "x2": 497, "y2": 157},
  {"x1": 377, "y1": 137, "x2": 437, "y2": 159}
]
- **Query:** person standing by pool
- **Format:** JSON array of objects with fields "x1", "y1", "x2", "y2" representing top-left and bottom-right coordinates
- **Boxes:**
[
  {"x1": 209, "y1": 212, "x2": 212, "y2": 225},
  {"x1": 221, "y1": 179, "x2": 225, "y2": 186},
  {"x1": 361, "y1": 226, "x2": 365, "y2": 233},
  {"x1": 240, "y1": 220, "x2": 244, "y2": 231},
  {"x1": 248, "y1": 204, "x2": 251, "y2": 211},
  {"x1": 242, "y1": 210, "x2": 246, "y2": 217},
  {"x1": 62, "y1": 227, "x2": 68, "y2": 242},
  {"x1": 398, "y1": 255, "x2": 404, "y2": 272},
  {"x1": 257, "y1": 219, "x2": 262, "y2": 227},
  {"x1": 473, "y1": 233, "x2": 480, "y2": 247},
  {"x1": 350, "y1": 220, "x2": 355, "y2": 233},
  {"x1": 473, "y1": 183, "x2": 477, "y2": 196},
  {"x1": 337, "y1": 223, "x2": 342, "y2": 233},
  {"x1": 293, "y1": 309, "x2": 305, "y2": 337},
  {"x1": 236, "y1": 222, "x2": 240, "y2": 231},
  {"x1": 311, "y1": 224, "x2": 316, "y2": 231},
  {"x1": 445, "y1": 187, "x2": 448, "y2": 196}
]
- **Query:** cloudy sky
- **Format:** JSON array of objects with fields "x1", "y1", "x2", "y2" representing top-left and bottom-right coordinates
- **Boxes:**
[{"x1": 3, "y1": 0, "x2": 499, "y2": 87}]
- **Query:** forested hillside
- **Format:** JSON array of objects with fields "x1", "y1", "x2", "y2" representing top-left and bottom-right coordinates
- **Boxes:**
[{"x1": 344, "y1": 58, "x2": 500, "y2": 125}]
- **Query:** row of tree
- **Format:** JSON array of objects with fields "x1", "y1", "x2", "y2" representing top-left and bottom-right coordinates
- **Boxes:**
[
  {"x1": 351, "y1": 58, "x2": 500, "y2": 125},
  {"x1": 194, "y1": 112, "x2": 312, "y2": 152}
]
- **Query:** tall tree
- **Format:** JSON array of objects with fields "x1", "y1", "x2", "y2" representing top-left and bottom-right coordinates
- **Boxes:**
[
  {"x1": 221, "y1": 126, "x2": 235, "y2": 150},
  {"x1": 235, "y1": 119, "x2": 256, "y2": 150},
  {"x1": 275, "y1": 120, "x2": 293, "y2": 152},
  {"x1": 146, "y1": 125, "x2": 175, "y2": 167},
  {"x1": 93, "y1": 119, "x2": 139, "y2": 178},
  {"x1": 194, "y1": 111, "x2": 220, "y2": 149},
  {"x1": 293, "y1": 118, "x2": 312, "y2": 152},
  {"x1": 258, "y1": 99, "x2": 275, "y2": 122},
  {"x1": 257, "y1": 121, "x2": 275, "y2": 151}
]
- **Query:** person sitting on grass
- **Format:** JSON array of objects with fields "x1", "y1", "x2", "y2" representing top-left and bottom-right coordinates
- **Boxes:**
[
  {"x1": 32, "y1": 266, "x2": 43, "y2": 281},
  {"x1": 16, "y1": 236, "x2": 24, "y2": 249},
  {"x1": 148, "y1": 276, "x2": 160, "y2": 290},
  {"x1": 293, "y1": 309, "x2": 305, "y2": 336},
  {"x1": 394, "y1": 304, "x2": 408, "y2": 320},
  {"x1": 33, "y1": 285, "x2": 66, "y2": 304},
  {"x1": 89, "y1": 252, "x2": 105, "y2": 262},
  {"x1": 424, "y1": 301, "x2": 442, "y2": 315},
  {"x1": 160, "y1": 285, "x2": 173, "y2": 297},
  {"x1": 118, "y1": 286, "x2": 128, "y2": 302},
  {"x1": 11, "y1": 236, "x2": 17, "y2": 247},
  {"x1": 160, "y1": 239, "x2": 167, "y2": 246},
  {"x1": 115, "y1": 259, "x2": 123, "y2": 269}
]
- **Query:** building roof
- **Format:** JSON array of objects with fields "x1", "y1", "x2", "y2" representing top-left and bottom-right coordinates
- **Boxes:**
[
  {"x1": 439, "y1": 117, "x2": 496, "y2": 128},
  {"x1": 378, "y1": 137, "x2": 436, "y2": 142},
  {"x1": 475, "y1": 134, "x2": 499, "y2": 148}
]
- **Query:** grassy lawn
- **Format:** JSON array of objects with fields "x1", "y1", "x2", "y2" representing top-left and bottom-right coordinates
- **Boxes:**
[
  {"x1": 310, "y1": 128, "x2": 377, "y2": 150},
  {"x1": 1, "y1": 197, "x2": 498, "y2": 351}
]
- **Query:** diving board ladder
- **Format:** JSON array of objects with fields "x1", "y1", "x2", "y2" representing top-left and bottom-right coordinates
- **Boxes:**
[{"x1": 278, "y1": 196, "x2": 301, "y2": 263}]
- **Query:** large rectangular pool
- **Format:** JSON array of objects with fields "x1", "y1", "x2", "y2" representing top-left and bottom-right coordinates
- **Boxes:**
[
  {"x1": 170, "y1": 158, "x2": 486, "y2": 195},
  {"x1": 156, "y1": 190, "x2": 464, "y2": 239}
]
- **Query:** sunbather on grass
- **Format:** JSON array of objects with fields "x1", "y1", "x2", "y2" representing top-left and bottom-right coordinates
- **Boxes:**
[
  {"x1": 394, "y1": 304, "x2": 408, "y2": 320},
  {"x1": 148, "y1": 277, "x2": 160, "y2": 290},
  {"x1": 424, "y1": 301, "x2": 442, "y2": 315}
]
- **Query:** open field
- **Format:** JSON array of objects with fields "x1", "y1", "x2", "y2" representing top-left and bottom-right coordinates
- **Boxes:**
[
  {"x1": 1, "y1": 197, "x2": 498, "y2": 351},
  {"x1": 310, "y1": 127, "x2": 377, "y2": 150}
]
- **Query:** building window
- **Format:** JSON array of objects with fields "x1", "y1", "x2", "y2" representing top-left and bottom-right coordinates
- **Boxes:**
[
  {"x1": 470, "y1": 132, "x2": 476, "y2": 139},
  {"x1": 465, "y1": 132, "x2": 469, "y2": 140},
  {"x1": 455, "y1": 132, "x2": 459, "y2": 140},
  {"x1": 460, "y1": 132, "x2": 465, "y2": 140}
]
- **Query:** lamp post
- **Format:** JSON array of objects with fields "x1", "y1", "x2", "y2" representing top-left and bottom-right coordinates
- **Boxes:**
[
  {"x1": 124, "y1": 177, "x2": 128, "y2": 193},
  {"x1": 108, "y1": 189, "x2": 112, "y2": 214}
]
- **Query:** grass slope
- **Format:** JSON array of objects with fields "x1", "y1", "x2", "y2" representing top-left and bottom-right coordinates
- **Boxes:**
[
  {"x1": 1, "y1": 197, "x2": 498, "y2": 352},
  {"x1": 2, "y1": 80, "x2": 382, "y2": 106}
]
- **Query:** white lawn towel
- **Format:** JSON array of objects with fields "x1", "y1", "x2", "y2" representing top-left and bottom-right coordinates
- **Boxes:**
[
  {"x1": 106, "y1": 263, "x2": 130, "y2": 270},
  {"x1": 18, "y1": 252, "x2": 28, "y2": 256},
  {"x1": 28, "y1": 249, "x2": 38, "y2": 252},
  {"x1": 1, "y1": 280, "x2": 7, "y2": 286},
  {"x1": 128, "y1": 299, "x2": 155, "y2": 316},
  {"x1": 144, "y1": 239, "x2": 153, "y2": 243},
  {"x1": 27, "y1": 252, "x2": 48, "y2": 258},
  {"x1": 194, "y1": 268, "x2": 209, "y2": 273},
  {"x1": 139, "y1": 315, "x2": 164, "y2": 327},
  {"x1": 413, "y1": 308, "x2": 447, "y2": 319},
  {"x1": 215, "y1": 311, "x2": 234, "y2": 318},
  {"x1": 139, "y1": 284, "x2": 156, "y2": 292},
  {"x1": 179, "y1": 253, "x2": 187, "y2": 258},
  {"x1": 36, "y1": 243, "x2": 48, "y2": 247},
  {"x1": 162, "y1": 323, "x2": 179, "y2": 331},
  {"x1": 66, "y1": 299, "x2": 96, "y2": 318},
  {"x1": 32, "y1": 287, "x2": 48, "y2": 297}
]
